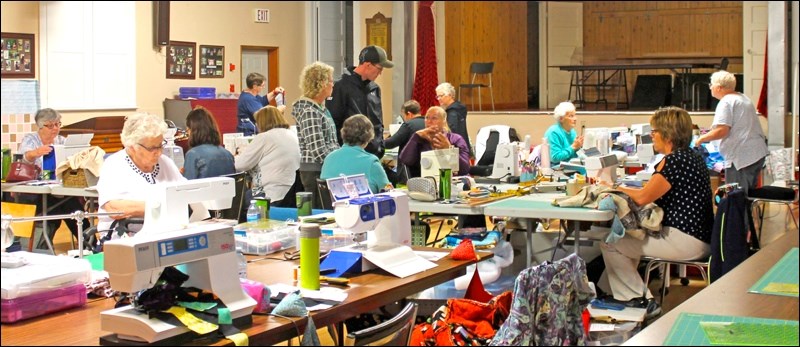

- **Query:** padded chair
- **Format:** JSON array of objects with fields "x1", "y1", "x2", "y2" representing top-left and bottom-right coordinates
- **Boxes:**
[
  {"x1": 458, "y1": 62, "x2": 495, "y2": 111},
  {"x1": 748, "y1": 148, "x2": 799, "y2": 246},
  {"x1": 316, "y1": 178, "x2": 334, "y2": 210},
  {"x1": 469, "y1": 125, "x2": 512, "y2": 177},
  {"x1": 344, "y1": 301, "x2": 418, "y2": 346},
  {"x1": 215, "y1": 171, "x2": 248, "y2": 223}
]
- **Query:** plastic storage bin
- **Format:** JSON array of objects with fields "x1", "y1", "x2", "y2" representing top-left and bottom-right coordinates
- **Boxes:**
[
  {"x1": 179, "y1": 87, "x2": 216, "y2": 99},
  {"x1": 1, "y1": 252, "x2": 92, "y2": 300},
  {"x1": 234, "y1": 220, "x2": 296, "y2": 255},
  {"x1": 1, "y1": 282, "x2": 87, "y2": 323}
]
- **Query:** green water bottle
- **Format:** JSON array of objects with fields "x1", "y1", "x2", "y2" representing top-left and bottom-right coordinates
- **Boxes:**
[{"x1": 298, "y1": 223, "x2": 321, "y2": 290}]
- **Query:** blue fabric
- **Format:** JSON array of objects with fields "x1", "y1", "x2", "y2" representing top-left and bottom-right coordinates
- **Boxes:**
[
  {"x1": 598, "y1": 195, "x2": 625, "y2": 243},
  {"x1": 321, "y1": 144, "x2": 390, "y2": 193},
  {"x1": 42, "y1": 147, "x2": 56, "y2": 178},
  {"x1": 543, "y1": 123, "x2": 577, "y2": 166},
  {"x1": 183, "y1": 144, "x2": 236, "y2": 179}
]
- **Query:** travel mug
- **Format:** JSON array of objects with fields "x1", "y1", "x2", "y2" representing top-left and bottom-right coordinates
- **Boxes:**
[
  {"x1": 254, "y1": 197, "x2": 270, "y2": 221},
  {"x1": 439, "y1": 168, "x2": 452, "y2": 201},
  {"x1": 298, "y1": 223, "x2": 321, "y2": 290},
  {"x1": 296, "y1": 192, "x2": 312, "y2": 217}
]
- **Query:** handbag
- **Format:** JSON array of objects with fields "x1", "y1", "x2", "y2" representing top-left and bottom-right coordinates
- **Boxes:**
[
  {"x1": 407, "y1": 176, "x2": 438, "y2": 202},
  {"x1": 5, "y1": 161, "x2": 41, "y2": 182}
]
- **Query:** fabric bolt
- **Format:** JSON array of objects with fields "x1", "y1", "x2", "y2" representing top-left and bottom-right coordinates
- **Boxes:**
[
  {"x1": 320, "y1": 144, "x2": 390, "y2": 194},
  {"x1": 490, "y1": 253, "x2": 595, "y2": 346},
  {"x1": 183, "y1": 144, "x2": 235, "y2": 180},
  {"x1": 543, "y1": 123, "x2": 578, "y2": 166}
]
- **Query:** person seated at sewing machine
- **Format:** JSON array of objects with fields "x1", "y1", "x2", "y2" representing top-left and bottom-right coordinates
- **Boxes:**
[
  {"x1": 544, "y1": 101, "x2": 584, "y2": 166},
  {"x1": 597, "y1": 106, "x2": 713, "y2": 317},
  {"x1": 96, "y1": 113, "x2": 186, "y2": 233},
  {"x1": 321, "y1": 114, "x2": 392, "y2": 194},
  {"x1": 183, "y1": 106, "x2": 235, "y2": 180},
  {"x1": 16, "y1": 108, "x2": 89, "y2": 249},
  {"x1": 398, "y1": 106, "x2": 470, "y2": 178}
]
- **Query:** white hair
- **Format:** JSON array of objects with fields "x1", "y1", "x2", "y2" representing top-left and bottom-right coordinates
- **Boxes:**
[
  {"x1": 435, "y1": 82, "x2": 456, "y2": 97},
  {"x1": 120, "y1": 113, "x2": 167, "y2": 148},
  {"x1": 553, "y1": 101, "x2": 576, "y2": 120},
  {"x1": 710, "y1": 70, "x2": 736, "y2": 90}
]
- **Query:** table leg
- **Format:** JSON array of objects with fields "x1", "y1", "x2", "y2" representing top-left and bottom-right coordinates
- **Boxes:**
[{"x1": 40, "y1": 196, "x2": 55, "y2": 255}]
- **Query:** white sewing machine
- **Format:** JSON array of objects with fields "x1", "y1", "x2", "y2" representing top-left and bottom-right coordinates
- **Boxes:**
[
  {"x1": 420, "y1": 148, "x2": 460, "y2": 185},
  {"x1": 139, "y1": 177, "x2": 235, "y2": 236},
  {"x1": 490, "y1": 142, "x2": 521, "y2": 180},
  {"x1": 585, "y1": 153, "x2": 620, "y2": 184},
  {"x1": 100, "y1": 178, "x2": 256, "y2": 344},
  {"x1": 325, "y1": 175, "x2": 435, "y2": 278}
]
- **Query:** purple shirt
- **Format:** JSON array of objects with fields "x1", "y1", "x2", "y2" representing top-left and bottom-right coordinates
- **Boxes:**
[{"x1": 399, "y1": 131, "x2": 470, "y2": 176}]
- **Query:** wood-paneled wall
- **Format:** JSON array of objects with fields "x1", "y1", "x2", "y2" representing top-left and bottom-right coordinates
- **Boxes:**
[
  {"x1": 582, "y1": 2, "x2": 743, "y2": 106},
  {"x1": 444, "y1": 1, "x2": 528, "y2": 110}
]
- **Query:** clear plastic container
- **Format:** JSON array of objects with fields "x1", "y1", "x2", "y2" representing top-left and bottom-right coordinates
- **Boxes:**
[
  {"x1": 1, "y1": 252, "x2": 92, "y2": 300},
  {"x1": 1, "y1": 282, "x2": 87, "y2": 323},
  {"x1": 233, "y1": 220, "x2": 296, "y2": 255}
]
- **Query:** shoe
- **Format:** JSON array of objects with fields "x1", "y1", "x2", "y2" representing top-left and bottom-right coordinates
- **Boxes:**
[{"x1": 644, "y1": 299, "x2": 662, "y2": 321}]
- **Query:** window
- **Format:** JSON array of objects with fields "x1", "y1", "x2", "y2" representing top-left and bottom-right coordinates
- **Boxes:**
[{"x1": 39, "y1": 1, "x2": 136, "y2": 110}]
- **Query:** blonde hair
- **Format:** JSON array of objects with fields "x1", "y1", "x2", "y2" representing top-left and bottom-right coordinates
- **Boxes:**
[
  {"x1": 651, "y1": 106, "x2": 693, "y2": 149},
  {"x1": 300, "y1": 61, "x2": 334, "y2": 99},
  {"x1": 254, "y1": 106, "x2": 290, "y2": 133}
]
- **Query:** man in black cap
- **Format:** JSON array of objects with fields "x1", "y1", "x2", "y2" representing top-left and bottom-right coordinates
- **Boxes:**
[{"x1": 326, "y1": 45, "x2": 393, "y2": 159}]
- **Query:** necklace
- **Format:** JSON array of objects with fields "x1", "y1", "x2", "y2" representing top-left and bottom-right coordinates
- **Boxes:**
[{"x1": 125, "y1": 155, "x2": 160, "y2": 184}]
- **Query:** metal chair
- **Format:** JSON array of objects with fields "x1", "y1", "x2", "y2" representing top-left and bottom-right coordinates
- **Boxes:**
[
  {"x1": 458, "y1": 62, "x2": 495, "y2": 111},
  {"x1": 344, "y1": 301, "x2": 418, "y2": 346},
  {"x1": 748, "y1": 149, "x2": 798, "y2": 246},
  {"x1": 641, "y1": 256, "x2": 708, "y2": 305},
  {"x1": 690, "y1": 57, "x2": 729, "y2": 110}
]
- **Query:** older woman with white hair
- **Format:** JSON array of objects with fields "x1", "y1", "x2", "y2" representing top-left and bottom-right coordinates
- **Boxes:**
[
  {"x1": 435, "y1": 82, "x2": 471, "y2": 157},
  {"x1": 16, "y1": 108, "x2": 88, "y2": 250},
  {"x1": 544, "y1": 101, "x2": 584, "y2": 166},
  {"x1": 96, "y1": 113, "x2": 185, "y2": 232}
]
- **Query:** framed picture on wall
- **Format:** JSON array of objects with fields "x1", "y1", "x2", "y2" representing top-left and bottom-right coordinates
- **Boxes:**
[
  {"x1": 1, "y1": 32, "x2": 35, "y2": 79},
  {"x1": 199, "y1": 45, "x2": 224, "y2": 78},
  {"x1": 166, "y1": 41, "x2": 196, "y2": 79}
]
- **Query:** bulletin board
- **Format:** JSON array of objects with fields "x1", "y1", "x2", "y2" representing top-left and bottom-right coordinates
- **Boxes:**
[
  {"x1": 199, "y1": 45, "x2": 224, "y2": 78},
  {"x1": 167, "y1": 41, "x2": 196, "y2": 79},
  {"x1": 1, "y1": 32, "x2": 35, "y2": 79}
]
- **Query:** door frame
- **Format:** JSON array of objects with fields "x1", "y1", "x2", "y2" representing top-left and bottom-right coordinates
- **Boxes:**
[{"x1": 241, "y1": 46, "x2": 279, "y2": 92}]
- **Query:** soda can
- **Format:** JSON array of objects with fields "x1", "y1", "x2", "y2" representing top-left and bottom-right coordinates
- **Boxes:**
[
  {"x1": 296, "y1": 192, "x2": 313, "y2": 217},
  {"x1": 439, "y1": 168, "x2": 452, "y2": 201},
  {"x1": 254, "y1": 197, "x2": 270, "y2": 220}
]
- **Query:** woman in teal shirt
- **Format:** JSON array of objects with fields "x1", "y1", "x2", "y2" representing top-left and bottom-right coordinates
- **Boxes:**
[
  {"x1": 543, "y1": 101, "x2": 584, "y2": 165},
  {"x1": 321, "y1": 114, "x2": 392, "y2": 193}
]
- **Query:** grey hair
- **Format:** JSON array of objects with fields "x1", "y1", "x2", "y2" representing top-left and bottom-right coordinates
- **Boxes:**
[
  {"x1": 35, "y1": 108, "x2": 61, "y2": 128},
  {"x1": 120, "y1": 113, "x2": 168, "y2": 148},
  {"x1": 710, "y1": 70, "x2": 736, "y2": 90},
  {"x1": 435, "y1": 82, "x2": 456, "y2": 97},
  {"x1": 341, "y1": 114, "x2": 374, "y2": 146},
  {"x1": 553, "y1": 101, "x2": 576, "y2": 120}
]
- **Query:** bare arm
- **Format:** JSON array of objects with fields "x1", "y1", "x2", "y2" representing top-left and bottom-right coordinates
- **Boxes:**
[
  {"x1": 102, "y1": 200, "x2": 146, "y2": 220},
  {"x1": 695, "y1": 125, "x2": 730, "y2": 146},
  {"x1": 605, "y1": 160, "x2": 671, "y2": 206}
]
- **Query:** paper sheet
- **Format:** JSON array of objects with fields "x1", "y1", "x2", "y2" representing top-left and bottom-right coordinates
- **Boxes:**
[
  {"x1": 414, "y1": 250, "x2": 449, "y2": 262},
  {"x1": 362, "y1": 245, "x2": 437, "y2": 278}
]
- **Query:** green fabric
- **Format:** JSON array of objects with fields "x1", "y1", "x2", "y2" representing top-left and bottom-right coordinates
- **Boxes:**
[{"x1": 85, "y1": 253, "x2": 104, "y2": 271}]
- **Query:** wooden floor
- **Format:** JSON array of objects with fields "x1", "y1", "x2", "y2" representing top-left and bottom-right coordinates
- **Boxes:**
[{"x1": 39, "y1": 201, "x2": 798, "y2": 345}]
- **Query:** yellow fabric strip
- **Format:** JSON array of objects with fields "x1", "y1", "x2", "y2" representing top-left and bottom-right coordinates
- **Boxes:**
[
  {"x1": 164, "y1": 306, "x2": 219, "y2": 335},
  {"x1": 225, "y1": 332, "x2": 249, "y2": 346}
]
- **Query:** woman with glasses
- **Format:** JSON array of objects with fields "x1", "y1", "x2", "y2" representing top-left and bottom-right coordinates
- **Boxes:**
[
  {"x1": 544, "y1": 101, "x2": 584, "y2": 166},
  {"x1": 237, "y1": 72, "x2": 285, "y2": 136},
  {"x1": 398, "y1": 106, "x2": 470, "y2": 178},
  {"x1": 16, "y1": 108, "x2": 88, "y2": 249},
  {"x1": 597, "y1": 106, "x2": 713, "y2": 318},
  {"x1": 183, "y1": 106, "x2": 235, "y2": 180},
  {"x1": 96, "y1": 113, "x2": 185, "y2": 232}
]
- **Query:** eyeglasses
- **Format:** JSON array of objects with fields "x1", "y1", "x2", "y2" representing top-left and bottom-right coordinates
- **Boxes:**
[
  {"x1": 424, "y1": 115, "x2": 441, "y2": 121},
  {"x1": 371, "y1": 63, "x2": 384, "y2": 72},
  {"x1": 42, "y1": 122, "x2": 62, "y2": 129},
  {"x1": 435, "y1": 94, "x2": 446, "y2": 100},
  {"x1": 137, "y1": 140, "x2": 168, "y2": 153},
  {"x1": 650, "y1": 129, "x2": 660, "y2": 135}
]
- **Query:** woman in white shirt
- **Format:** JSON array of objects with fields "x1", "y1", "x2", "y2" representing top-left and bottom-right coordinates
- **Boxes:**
[
  {"x1": 96, "y1": 113, "x2": 185, "y2": 232},
  {"x1": 235, "y1": 106, "x2": 300, "y2": 205}
]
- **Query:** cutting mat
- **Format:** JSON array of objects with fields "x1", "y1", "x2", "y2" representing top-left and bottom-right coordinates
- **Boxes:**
[
  {"x1": 749, "y1": 247, "x2": 799, "y2": 297},
  {"x1": 664, "y1": 312, "x2": 799, "y2": 346}
]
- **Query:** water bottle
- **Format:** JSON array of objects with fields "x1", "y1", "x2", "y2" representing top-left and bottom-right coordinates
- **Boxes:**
[
  {"x1": 236, "y1": 247, "x2": 248, "y2": 279},
  {"x1": 246, "y1": 200, "x2": 260, "y2": 224},
  {"x1": 298, "y1": 223, "x2": 321, "y2": 290}
]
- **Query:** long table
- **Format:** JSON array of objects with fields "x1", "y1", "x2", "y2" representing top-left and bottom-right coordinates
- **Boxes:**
[
  {"x1": 554, "y1": 62, "x2": 719, "y2": 110},
  {"x1": 1, "y1": 182, "x2": 99, "y2": 253},
  {"x1": 0, "y1": 247, "x2": 491, "y2": 346},
  {"x1": 623, "y1": 228, "x2": 800, "y2": 345}
]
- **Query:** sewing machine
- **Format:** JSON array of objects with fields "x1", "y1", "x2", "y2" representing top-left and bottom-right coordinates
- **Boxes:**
[
  {"x1": 139, "y1": 177, "x2": 235, "y2": 236},
  {"x1": 323, "y1": 175, "x2": 435, "y2": 278},
  {"x1": 490, "y1": 142, "x2": 521, "y2": 180},
  {"x1": 585, "y1": 153, "x2": 620, "y2": 184},
  {"x1": 420, "y1": 147, "x2": 460, "y2": 185},
  {"x1": 100, "y1": 178, "x2": 255, "y2": 344}
]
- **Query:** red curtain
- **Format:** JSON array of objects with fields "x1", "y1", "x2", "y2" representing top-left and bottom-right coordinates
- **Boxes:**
[
  {"x1": 756, "y1": 38, "x2": 768, "y2": 117},
  {"x1": 411, "y1": 1, "x2": 438, "y2": 115}
]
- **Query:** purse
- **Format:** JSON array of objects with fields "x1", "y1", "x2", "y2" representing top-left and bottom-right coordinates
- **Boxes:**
[
  {"x1": 407, "y1": 176, "x2": 438, "y2": 202},
  {"x1": 5, "y1": 161, "x2": 41, "y2": 182}
]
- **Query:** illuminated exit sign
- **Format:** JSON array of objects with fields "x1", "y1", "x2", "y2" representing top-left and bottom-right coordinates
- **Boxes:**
[{"x1": 255, "y1": 9, "x2": 270, "y2": 23}]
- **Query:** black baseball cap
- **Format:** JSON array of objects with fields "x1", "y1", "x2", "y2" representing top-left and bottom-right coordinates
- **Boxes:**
[{"x1": 358, "y1": 46, "x2": 394, "y2": 68}]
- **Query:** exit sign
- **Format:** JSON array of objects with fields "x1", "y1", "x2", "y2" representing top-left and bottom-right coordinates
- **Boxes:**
[{"x1": 255, "y1": 9, "x2": 270, "y2": 23}]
